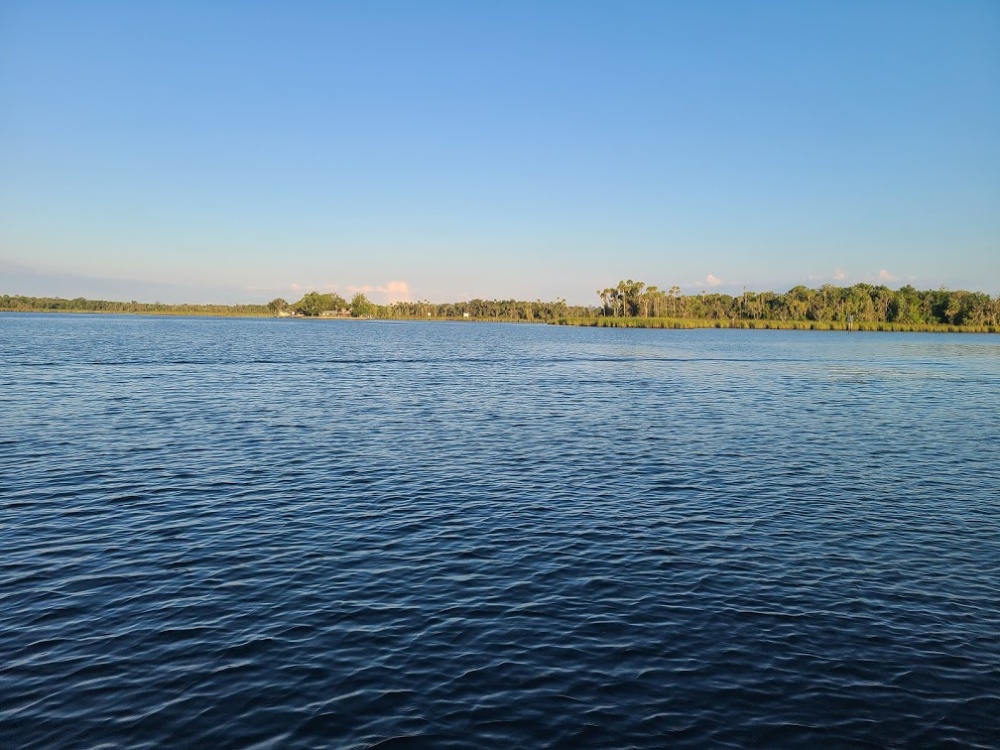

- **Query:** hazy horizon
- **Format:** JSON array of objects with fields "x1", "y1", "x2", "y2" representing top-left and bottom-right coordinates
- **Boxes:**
[
  {"x1": 2, "y1": 3, "x2": 998, "y2": 305},
  {"x1": 4, "y1": 256, "x2": 1000, "y2": 308}
]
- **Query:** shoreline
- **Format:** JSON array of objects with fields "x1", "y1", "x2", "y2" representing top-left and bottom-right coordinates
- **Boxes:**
[
  {"x1": 2, "y1": 309, "x2": 997, "y2": 333},
  {"x1": 553, "y1": 316, "x2": 1000, "y2": 334}
]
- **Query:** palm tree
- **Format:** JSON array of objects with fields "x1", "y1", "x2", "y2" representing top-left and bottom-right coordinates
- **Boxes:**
[{"x1": 642, "y1": 285, "x2": 658, "y2": 317}]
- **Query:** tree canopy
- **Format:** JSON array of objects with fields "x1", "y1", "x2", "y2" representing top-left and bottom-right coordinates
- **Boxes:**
[
  {"x1": 350, "y1": 293, "x2": 376, "y2": 318},
  {"x1": 593, "y1": 281, "x2": 1000, "y2": 327},
  {"x1": 293, "y1": 292, "x2": 347, "y2": 317}
]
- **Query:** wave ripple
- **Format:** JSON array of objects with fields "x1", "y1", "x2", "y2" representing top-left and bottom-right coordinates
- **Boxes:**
[{"x1": 2, "y1": 316, "x2": 998, "y2": 748}]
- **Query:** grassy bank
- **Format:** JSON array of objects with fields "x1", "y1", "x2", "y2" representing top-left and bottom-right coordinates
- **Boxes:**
[{"x1": 553, "y1": 317, "x2": 1000, "y2": 333}]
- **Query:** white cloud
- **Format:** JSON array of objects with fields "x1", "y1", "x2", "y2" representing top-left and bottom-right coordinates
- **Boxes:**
[
  {"x1": 702, "y1": 273, "x2": 722, "y2": 287},
  {"x1": 833, "y1": 269, "x2": 847, "y2": 281},
  {"x1": 381, "y1": 280, "x2": 411, "y2": 303}
]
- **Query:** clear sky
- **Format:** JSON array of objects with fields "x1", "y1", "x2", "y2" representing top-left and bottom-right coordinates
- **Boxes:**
[{"x1": 2, "y1": 1, "x2": 998, "y2": 304}]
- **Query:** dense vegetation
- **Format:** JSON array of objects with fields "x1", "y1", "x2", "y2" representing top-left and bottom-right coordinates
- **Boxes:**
[
  {"x1": 591, "y1": 280, "x2": 1000, "y2": 329},
  {"x1": 3, "y1": 281, "x2": 999, "y2": 332},
  {"x1": 284, "y1": 291, "x2": 376, "y2": 317},
  {"x1": 276, "y1": 291, "x2": 591, "y2": 320},
  {"x1": 378, "y1": 298, "x2": 592, "y2": 321}
]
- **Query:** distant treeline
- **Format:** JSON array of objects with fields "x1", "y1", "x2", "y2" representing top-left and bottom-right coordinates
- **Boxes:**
[
  {"x1": 271, "y1": 292, "x2": 592, "y2": 321},
  {"x1": 594, "y1": 281, "x2": 1000, "y2": 327},
  {"x1": 0, "y1": 292, "x2": 584, "y2": 321},
  {"x1": 0, "y1": 295, "x2": 270, "y2": 316},
  {"x1": 4, "y1": 282, "x2": 999, "y2": 331}
]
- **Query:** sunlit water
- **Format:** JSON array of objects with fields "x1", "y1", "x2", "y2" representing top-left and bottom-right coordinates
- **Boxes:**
[{"x1": 2, "y1": 314, "x2": 998, "y2": 748}]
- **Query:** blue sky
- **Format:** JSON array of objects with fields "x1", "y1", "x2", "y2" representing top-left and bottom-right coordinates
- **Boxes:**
[{"x1": 2, "y1": 1, "x2": 998, "y2": 304}]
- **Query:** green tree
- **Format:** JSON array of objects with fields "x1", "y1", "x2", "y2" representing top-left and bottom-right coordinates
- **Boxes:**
[
  {"x1": 294, "y1": 291, "x2": 346, "y2": 316},
  {"x1": 350, "y1": 292, "x2": 376, "y2": 318}
]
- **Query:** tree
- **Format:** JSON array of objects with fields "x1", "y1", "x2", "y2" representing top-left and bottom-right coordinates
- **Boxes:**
[
  {"x1": 668, "y1": 286, "x2": 681, "y2": 317},
  {"x1": 267, "y1": 297, "x2": 288, "y2": 315},
  {"x1": 351, "y1": 292, "x2": 376, "y2": 318},
  {"x1": 643, "y1": 285, "x2": 661, "y2": 317},
  {"x1": 294, "y1": 291, "x2": 346, "y2": 316},
  {"x1": 600, "y1": 287, "x2": 617, "y2": 316}
]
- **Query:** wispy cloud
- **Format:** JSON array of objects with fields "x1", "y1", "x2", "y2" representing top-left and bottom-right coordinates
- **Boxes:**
[
  {"x1": 0, "y1": 259, "x2": 262, "y2": 304},
  {"x1": 344, "y1": 281, "x2": 412, "y2": 303},
  {"x1": 865, "y1": 269, "x2": 898, "y2": 284},
  {"x1": 806, "y1": 268, "x2": 899, "y2": 287},
  {"x1": 346, "y1": 284, "x2": 375, "y2": 294}
]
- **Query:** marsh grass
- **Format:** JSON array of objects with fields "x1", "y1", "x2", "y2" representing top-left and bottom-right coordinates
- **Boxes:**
[{"x1": 554, "y1": 317, "x2": 999, "y2": 333}]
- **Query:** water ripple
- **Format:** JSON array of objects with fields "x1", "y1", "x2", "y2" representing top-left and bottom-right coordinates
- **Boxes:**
[{"x1": 1, "y1": 315, "x2": 998, "y2": 748}]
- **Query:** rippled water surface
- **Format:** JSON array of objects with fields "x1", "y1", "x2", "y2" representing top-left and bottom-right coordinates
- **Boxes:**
[{"x1": 2, "y1": 314, "x2": 998, "y2": 748}]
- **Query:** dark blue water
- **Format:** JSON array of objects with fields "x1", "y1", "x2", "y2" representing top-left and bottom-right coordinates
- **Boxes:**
[{"x1": 2, "y1": 314, "x2": 998, "y2": 748}]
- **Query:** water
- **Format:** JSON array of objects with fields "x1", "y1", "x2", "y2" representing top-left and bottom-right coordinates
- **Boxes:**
[{"x1": 2, "y1": 314, "x2": 998, "y2": 749}]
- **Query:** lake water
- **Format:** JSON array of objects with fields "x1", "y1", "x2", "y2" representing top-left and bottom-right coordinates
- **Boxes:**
[{"x1": 2, "y1": 314, "x2": 998, "y2": 748}]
